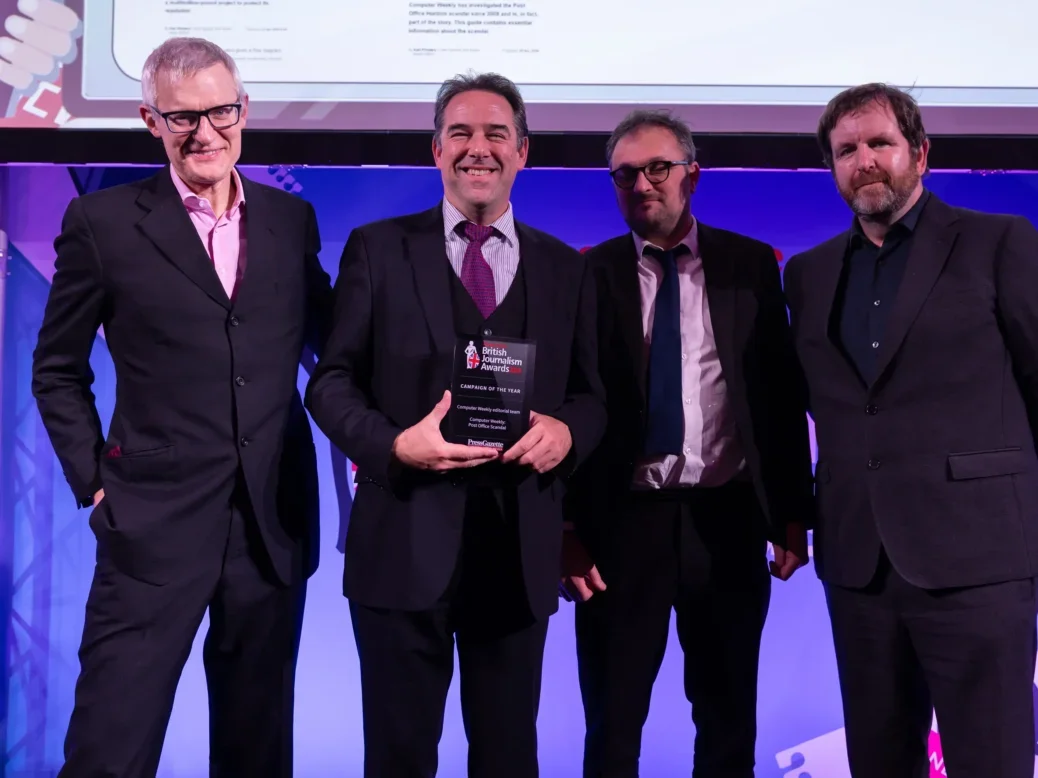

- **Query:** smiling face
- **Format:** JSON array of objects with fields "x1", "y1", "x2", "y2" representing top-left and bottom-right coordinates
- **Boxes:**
[
  {"x1": 610, "y1": 124, "x2": 698, "y2": 245},
  {"x1": 432, "y1": 89, "x2": 528, "y2": 224},
  {"x1": 829, "y1": 99, "x2": 928, "y2": 222},
  {"x1": 140, "y1": 63, "x2": 247, "y2": 193}
]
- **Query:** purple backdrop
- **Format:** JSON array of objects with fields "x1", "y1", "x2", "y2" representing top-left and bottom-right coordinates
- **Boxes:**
[{"x1": 4, "y1": 163, "x2": 1038, "y2": 777}]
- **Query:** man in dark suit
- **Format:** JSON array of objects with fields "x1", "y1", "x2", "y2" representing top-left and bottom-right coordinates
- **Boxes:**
[
  {"x1": 305, "y1": 72, "x2": 606, "y2": 778},
  {"x1": 784, "y1": 82, "x2": 1038, "y2": 778},
  {"x1": 565, "y1": 110, "x2": 814, "y2": 778},
  {"x1": 30, "y1": 38, "x2": 331, "y2": 777}
]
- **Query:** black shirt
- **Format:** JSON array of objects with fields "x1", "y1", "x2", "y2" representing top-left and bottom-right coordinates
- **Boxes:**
[{"x1": 834, "y1": 189, "x2": 931, "y2": 385}]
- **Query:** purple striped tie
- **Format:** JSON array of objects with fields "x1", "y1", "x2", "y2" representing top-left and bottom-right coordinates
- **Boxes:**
[{"x1": 461, "y1": 222, "x2": 497, "y2": 318}]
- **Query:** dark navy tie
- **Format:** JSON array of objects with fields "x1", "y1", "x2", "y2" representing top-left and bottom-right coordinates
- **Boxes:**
[{"x1": 643, "y1": 245, "x2": 686, "y2": 456}]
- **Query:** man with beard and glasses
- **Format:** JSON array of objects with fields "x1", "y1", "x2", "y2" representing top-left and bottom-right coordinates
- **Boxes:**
[
  {"x1": 563, "y1": 109, "x2": 814, "y2": 778},
  {"x1": 305, "y1": 71, "x2": 605, "y2": 778},
  {"x1": 783, "y1": 82, "x2": 1038, "y2": 778}
]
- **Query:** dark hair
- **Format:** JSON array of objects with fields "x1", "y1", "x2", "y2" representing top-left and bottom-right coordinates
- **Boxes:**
[
  {"x1": 605, "y1": 109, "x2": 697, "y2": 167},
  {"x1": 816, "y1": 83, "x2": 928, "y2": 169},
  {"x1": 433, "y1": 72, "x2": 528, "y2": 150}
]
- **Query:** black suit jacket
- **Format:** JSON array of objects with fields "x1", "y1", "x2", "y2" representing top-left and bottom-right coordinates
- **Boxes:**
[
  {"x1": 31, "y1": 167, "x2": 333, "y2": 587},
  {"x1": 304, "y1": 204, "x2": 606, "y2": 620},
  {"x1": 568, "y1": 226, "x2": 814, "y2": 551},
  {"x1": 784, "y1": 193, "x2": 1038, "y2": 589}
]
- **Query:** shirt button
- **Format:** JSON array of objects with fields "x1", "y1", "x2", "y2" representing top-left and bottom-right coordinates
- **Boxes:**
[
  {"x1": 240, "y1": 437, "x2": 250, "y2": 447},
  {"x1": 683, "y1": 447, "x2": 691, "y2": 455},
  {"x1": 681, "y1": 353, "x2": 687, "y2": 360},
  {"x1": 871, "y1": 341, "x2": 879, "y2": 349},
  {"x1": 867, "y1": 458, "x2": 881, "y2": 470},
  {"x1": 229, "y1": 316, "x2": 239, "y2": 326},
  {"x1": 235, "y1": 376, "x2": 245, "y2": 386},
  {"x1": 684, "y1": 398, "x2": 692, "y2": 405}
]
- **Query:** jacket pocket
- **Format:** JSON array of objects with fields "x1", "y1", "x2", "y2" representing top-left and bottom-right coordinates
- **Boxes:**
[{"x1": 947, "y1": 448, "x2": 1025, "y2": 480}]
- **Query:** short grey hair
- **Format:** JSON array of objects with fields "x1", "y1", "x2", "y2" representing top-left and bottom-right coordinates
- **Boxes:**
[
  {"x1": 605, "y1": 109, "x2": 697, "y2": 167},
  {"x1": 141, "y1": 37, "x2": 244, "y2": 108},
  {"x1": 433, "y1": 71, "x2": 528, "y2": 150}
]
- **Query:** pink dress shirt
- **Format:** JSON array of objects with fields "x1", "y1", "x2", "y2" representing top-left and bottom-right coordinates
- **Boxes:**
[{"x1": 170, "y1": 166, "x2": 246, "y2": 299}]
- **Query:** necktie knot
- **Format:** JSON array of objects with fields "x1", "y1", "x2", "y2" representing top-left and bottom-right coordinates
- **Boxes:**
[
  {"x1": 464, "y1": 222, "x2": 495, "y2": 245},
  {"x1": 643, "y1": 243, "x2": 689, "y2": 268}
]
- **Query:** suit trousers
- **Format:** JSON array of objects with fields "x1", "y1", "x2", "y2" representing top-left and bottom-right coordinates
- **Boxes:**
[
  {"x1": 826, "y1": 549, "x2": 1038, "y2": 778},
  {"x1": 575, "y1": 481, "x2": 771, "y2": 778},
  {"x1": 350, "y1": 486, "x2": 549, "y2": 778},
  {"x1": 59, "y1": 479, "x2": 306, "y2": 778}
]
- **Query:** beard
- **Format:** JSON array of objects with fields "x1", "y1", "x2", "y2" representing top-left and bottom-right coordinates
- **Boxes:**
[
  {"x1": 625, "y1": 197, "x2": 684, "y2": 240},
  {"x1": 840, "y1": 164, "x2": 921, "y2": 222}
]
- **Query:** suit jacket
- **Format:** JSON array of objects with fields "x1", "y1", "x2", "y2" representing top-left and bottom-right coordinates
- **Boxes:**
[
  {"x1": 304, "y1": 203, "x2": 606, "y2": 620},
  {"x1": 31, "y1": 167, "x2": 333, "y2": 587},
  {"x1": 568, "y1": 226, "x2": 814, "y2": 552},
  {"x1": 784, "y1": 192, "x2": 1038, "y2": 589}
]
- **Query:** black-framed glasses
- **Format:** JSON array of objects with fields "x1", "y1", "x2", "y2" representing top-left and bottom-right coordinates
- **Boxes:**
[
  {"x1": 609, "y1": 160, "x2": 689, "y2": 189},
  {"x1": 151, "y1": 103, "x2": 242, "y2": 134}
]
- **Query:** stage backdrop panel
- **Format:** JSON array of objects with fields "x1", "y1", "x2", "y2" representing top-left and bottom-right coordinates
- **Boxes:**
[{"x1": 4, "y1": 164, "x2": 1038, "y2": 778}]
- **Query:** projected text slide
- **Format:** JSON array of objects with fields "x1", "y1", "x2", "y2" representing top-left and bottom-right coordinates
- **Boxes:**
[{"x1": 110, "y1": 0, "x2": 1038, "y2": 89}]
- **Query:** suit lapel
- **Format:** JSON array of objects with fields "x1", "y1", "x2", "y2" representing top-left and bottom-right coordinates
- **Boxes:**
[
  {"x1": 607, "y1": 235, "x2": 648, "y2": 400},
  {"x1": 872, "y1": 196, "x2": 959, "y2": 384},
  {"x1": 135, "y1": 167, "x2": 231, "y2": 310},
  {"x1": 405, "y1": 205, "x2": 456, "y2": 355},
  {"x1": 801, "y1": 231, "x2": 870, "y2": 387},
  {"x1": 232, "y1": 174, "x2": 277, "y2": 311},
  {"x1": 698, "y1": 223, "x2": 739, "y2": 389},
  {"x1": 518, "y1": 222, "x2": 567, "y2": 357}
]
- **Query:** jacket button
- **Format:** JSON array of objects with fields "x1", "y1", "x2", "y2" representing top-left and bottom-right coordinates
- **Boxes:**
[
  {"x1": 483, "y1": 328, "x2": 492, "y2": 336},
  {"x1": 867, "y1": 458, "x2": 880, "y2": 470},
  {"x1": 240, "y1": 437, "x2": 250, "y2": 447},
  {"x1": 235, "y1": 376, "x2": 245, "y2": 386},
  {"x1": 229, "y1": 316, "x2": 239, "y2": 327},
  {"x1": 865, "y1": 404, "x2": 877, "y2": 415}
]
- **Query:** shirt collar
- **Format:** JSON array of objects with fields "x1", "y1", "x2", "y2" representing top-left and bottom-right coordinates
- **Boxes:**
[
  {"x1": 632, "y1": 215, "x2": 699, "y2": 261},
  {"x1": 850, "y1": 188, "x2": 929, "y2": 246},
  {"x1": 442, "y1": 197, "x2": 518, "y2": 247},
  {"x1": 170, "y1": 165, "x2": 246, "y2": 216}
]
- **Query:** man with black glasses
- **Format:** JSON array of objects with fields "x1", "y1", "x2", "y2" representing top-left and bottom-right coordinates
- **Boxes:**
[
  {"x1": 564, "y1": 109, "x2": 814, "y2": 778},
  {"x1": 31, "y1": 36, "x2": 331, "y2": 777}
]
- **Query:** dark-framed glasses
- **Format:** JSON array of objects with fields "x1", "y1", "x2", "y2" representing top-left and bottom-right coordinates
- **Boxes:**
[
  {"x1": 152, "y1": 103, "x2": 242, "y2": 134},
  {"x1": 609, "y1": 160, "x2": 689, "y2": 189}
]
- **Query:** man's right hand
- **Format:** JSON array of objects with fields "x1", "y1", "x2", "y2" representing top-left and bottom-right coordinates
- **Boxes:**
[
  {"x1": 391, "y1": 390, "x2": 500, "y2": 471},
  {"x1": 92, "y1": 487, "x2": 104, "y2": 507}
]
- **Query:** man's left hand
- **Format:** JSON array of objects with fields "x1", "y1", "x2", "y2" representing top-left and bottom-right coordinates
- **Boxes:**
[
  {"x1": 559, "y1": 529, "x2": 606, "y2": 602},
  {"x1": 770, "y1": 521, "x2": 808, "y2": 581},
  {"x1": 501, "y1": 411, "x2": 572, "y2": 473}
]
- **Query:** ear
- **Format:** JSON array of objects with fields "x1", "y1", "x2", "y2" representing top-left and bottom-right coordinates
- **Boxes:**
[
  {"x1": 140, "y1": 104, "x2": 162, "y2": 139},
  {"x1": 515, "y1": 135, "x2": 529, "y2": 172},
  {"x1": 431, "y1": 134, "x2": 443, "y2": 166},
  {"x1": 239, "y1": 92, "x2": 250, "y2": 125},
  {"x1": 915, "y1": 138, "x2": 931, "y2": 173},
  {"x1": 687, "y1": 161, "x2": 701, "y2": 193}
]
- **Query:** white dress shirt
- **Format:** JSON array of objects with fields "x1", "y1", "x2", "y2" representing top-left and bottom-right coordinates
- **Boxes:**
[{"x1": 631, "y1": 219, "x2": 746, "y2": 489}]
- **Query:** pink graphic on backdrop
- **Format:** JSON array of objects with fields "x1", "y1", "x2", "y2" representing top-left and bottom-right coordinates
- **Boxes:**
[
  {"x1": 929, "y1": 730, "x2": 946, "y2": 776},
  {"x1": 775, "y1": 726, "x2": 948, "y2": 777}
]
